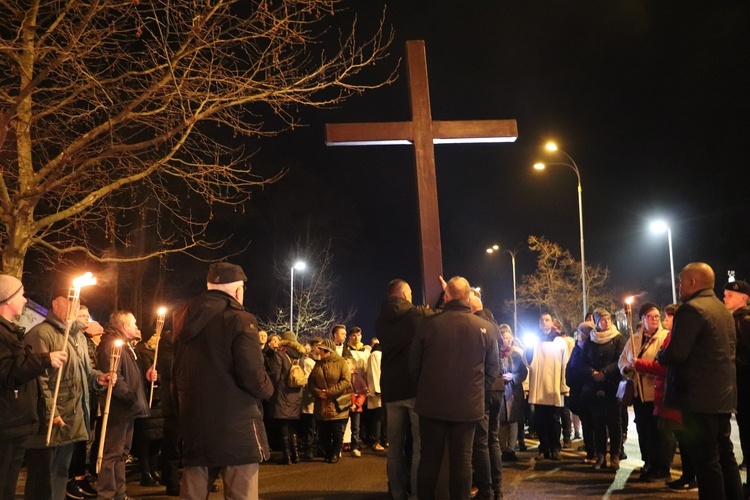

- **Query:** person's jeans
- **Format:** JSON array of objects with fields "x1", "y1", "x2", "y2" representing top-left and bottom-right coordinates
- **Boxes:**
[
  {"x1": 418, "y1": 416, "x2": 476, "y2": 500},
  {"x1": 682, "y1": 412, "x2": 743, "y2": 500},
  {"x1": 386, "y1": 398, "x2": 420, "y2": 500},
  {"x1": 0, "y1": 435, "x2": 27, "y2": 500},
  {"x1": 486, "y1": 390, "x2": 503, "y2": 492},
  {"x1": 97, "y1": 419, "x2": 134, "y2": 500},
  {"x1": 369, "y1": 406, "x2": 384, "y2": 445},
  {"x1": 317, "y1": 419, "x2": 346, "y2": 460},
  {"x1": 534, "y1": 404, "x2": 562, "y2": 454},
  {"x1": 472, "y1": 413, "x2": 491, "y2": 497},
  {"x1": 24, "y1": 443, "x2": 75, "y2": 500},
  {"x1": 349, "y1": 412, "x2": 361, "y2": 450},
  {"x1": 181, "y1": 463, "x2": 258, "y2": 500},
  {"x1": 591, "y1": 396, "x2": 621, "y2": 457}
]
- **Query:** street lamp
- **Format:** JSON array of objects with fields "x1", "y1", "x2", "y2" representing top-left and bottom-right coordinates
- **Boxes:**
[
  {"x1": 487, "y1": 245, "x2": 518, "y2": 336},
  {"x1": 290, "y1": 260, "x2": 307, "y2": 334},
  {"x1": 649, "y1": 220, "x2": 677, "y2": 304},
  {"x1": 535, "y1": 141, "x2": 587, "y2": 320}
]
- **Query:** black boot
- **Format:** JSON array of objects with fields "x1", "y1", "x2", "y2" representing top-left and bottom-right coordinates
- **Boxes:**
[
  {"x1": 280, "y1": 440, "x2": 292, "y2": 465},
  {"x1": 290, "y1": 433, "x2": 300, "y2": 464}
]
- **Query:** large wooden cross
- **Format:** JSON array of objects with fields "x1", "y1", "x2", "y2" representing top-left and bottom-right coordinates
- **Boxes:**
[{"x1": 326, "y1": 40, "x2": 518, "y2": 305}]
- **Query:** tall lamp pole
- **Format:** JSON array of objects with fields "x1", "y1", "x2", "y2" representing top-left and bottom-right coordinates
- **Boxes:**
[
  {"x1": 535, "y1": 141, "x2": 587, "y2": 320},
  {"x1": 486, "y1": 245, "x2": 519, "y2": 336},
  {"x1": 290, "y1": 261, "x2": 307, "y2": 333},
  {"x1": 650, "y1": 220, "x2": 677, "y2": 304}
]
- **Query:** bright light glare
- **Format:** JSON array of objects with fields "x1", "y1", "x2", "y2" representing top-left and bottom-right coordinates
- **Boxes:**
[
  {"x1": 545, "y1": 142, "x2": 558, "y2": 152},
  {"x1": 522, "y1": 332, "x2": 539, "y2": 349},
  {"x1": 293, "y1": 261, "x2": 307, "y2": 271},
  {"x1": 72, "y1": 272, "x2": 96, "y2": 289},
  {"x1": 114, "y1": 340, "x2": 124, "y2": 347},
  {"x1": 492, "y1": 245, "x2": 499, "y2": 250},
  {"x1": 157, "y1": 307, "x2": 167, "y2": 316},
  {"x1": 486, "y1": 248, "x2": 494, "y2": 254},
  {"x1": 650, "y1": 220, "x2": 669, "y2": 234},
  {"x1": 625, "y1": 296, "x2": 635, "y2": 305},
  {"x1": 533, "y1": 163, "x2": 546, "y2": 170}
]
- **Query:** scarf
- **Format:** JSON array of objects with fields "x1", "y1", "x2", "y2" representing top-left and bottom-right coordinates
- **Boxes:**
[{"x1": 590, "y1": 326, "x2": 620, "y2": 344}]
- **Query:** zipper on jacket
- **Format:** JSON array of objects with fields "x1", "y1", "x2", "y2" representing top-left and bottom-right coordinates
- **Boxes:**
[{"x1": 251, "y1": 420, "x2": 269, "y2": 462}]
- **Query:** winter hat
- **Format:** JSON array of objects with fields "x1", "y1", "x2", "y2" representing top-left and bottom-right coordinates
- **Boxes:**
[
  {"x1": 592, "y1": 308, "x2": 611, "y2": 326},
  {"x1": 576, "y1": 321, "x2": 596, "y2": 339},
  {"x1": 319, "y1": 339, "x2": 337, "y2": 352},
  {"x1": 207, "y1": 262, "x2": 247, "y2": 284},
  {"x1": 0, "y1": 275, "x2": 23, "y2": 303},
  {"x1": 638, "y1": 302, "x2": 659, "y2": 319},
  {"x1": 725, "y1": 280, "x2": 750, "y2": 296},
  {"x1": 282, "y1": 330, "x2": 297, "y2": 343}
]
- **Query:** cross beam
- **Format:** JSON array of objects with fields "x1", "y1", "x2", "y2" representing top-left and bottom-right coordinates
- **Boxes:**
[{"x1": 326, "y1": 40, "x2": 518, "y2": 305}]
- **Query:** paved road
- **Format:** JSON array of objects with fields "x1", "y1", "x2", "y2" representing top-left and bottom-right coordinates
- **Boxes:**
[{"x1": 14, "y1": 409, "x2": 746, "y2": 498}]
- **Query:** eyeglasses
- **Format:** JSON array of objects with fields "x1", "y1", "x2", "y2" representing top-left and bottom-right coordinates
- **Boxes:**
[{"x1": 645, "y1": 314, "x2": 661, "y2": 320}]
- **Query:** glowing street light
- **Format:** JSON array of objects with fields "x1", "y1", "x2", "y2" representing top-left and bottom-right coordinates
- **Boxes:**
[
  {"x1": 290, "y1": 260, "x2": 307, "y2": 334},
  {"x1": 650, "y1": 220, "x2": 677, "y2": 304},
  {"x1": 535, "y1": 141, "x2": 587, "y2": 320},
  {"x1": 486, "y1": 245, "x2": 518, "y2": 336}
]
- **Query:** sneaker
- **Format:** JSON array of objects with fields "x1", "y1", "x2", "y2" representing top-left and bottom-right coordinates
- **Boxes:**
[
  {"x1": 71, "y1": 478, "x2": 97, "y2": 498},
  {"x1": 352, "y1": 449, "x2": 362, "y2": 458},
  {"x1": 372, "y1": 443, "x2": 385, "y2": 451},
  {"x1": 593, "y1": 455, "x2": 606, "y2": 470},
  {"x1": 666, "y1": 478, "x2": 698, "y2": 492},
  {"x1": 65, "y1": 481, "x2": 85, "y2": 500}
]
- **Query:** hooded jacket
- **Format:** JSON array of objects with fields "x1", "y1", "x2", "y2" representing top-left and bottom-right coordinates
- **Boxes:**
[
  {"x1": 267, "y1": 339, "x2": 306, "y2": 420},
  {"x1": 172, "y1": 289, "x2": 274, "y2": 467},
  {"x1": 375, "y1": 296, "x2": 437, "y2": 403},
  {"x1": 0, "y1": 317, "x2": 51, "y2": 440},
  {"x1": 25, "y1": 313, "x2": 102, "y2": 448}
]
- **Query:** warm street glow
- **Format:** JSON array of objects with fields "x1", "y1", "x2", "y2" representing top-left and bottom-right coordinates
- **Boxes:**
[
  {"x1": 293, "y1": 261, "x2": 307, "y2": 271},
  {"x1": 114, "y1": 339, "x2": 124, "y2": 347},
  {"x1": 545, "y1": 142, "x2": 558, "y2": 152},
  {"x1": 492, "y1": 245, "x2": 499, "y2": 250},
  {"x1": 533, "y1": 163, "x2": 545, "y2": 170},
  {"x1": 157, "y1": 307, "x2": 167, "y2": 316},
  {"x1": 486, "y1": 248, "x2": 493, "y2": 254},
  {"x1": 625, "y1": 296, "x2": 635, "y2": 305}
]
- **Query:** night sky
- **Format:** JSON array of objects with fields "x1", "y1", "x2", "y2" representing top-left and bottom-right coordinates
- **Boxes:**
[{"x1": 242, "y1": 1, "x2": 750, "y2": 338}]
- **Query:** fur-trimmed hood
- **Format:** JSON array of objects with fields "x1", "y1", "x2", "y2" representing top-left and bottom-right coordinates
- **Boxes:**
[{"x1": 279, "y1": 339, "x2": 306, "y2": 359}]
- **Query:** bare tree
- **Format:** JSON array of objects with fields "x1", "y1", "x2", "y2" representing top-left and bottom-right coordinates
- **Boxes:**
[
  {"x1": 260, "y1": 239, "x2": 354, "y2": 341},
  {"x1": 0, "y1": 0, "x2": 394, "y2": 277},
  {"x1": 517, "y1": 235, "x2": 614, "y2": 331}
]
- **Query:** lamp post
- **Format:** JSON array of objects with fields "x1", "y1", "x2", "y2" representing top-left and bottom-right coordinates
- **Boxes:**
[
  {"x1": 290, "y1": 261, "x2": 306, "y2": 333},
  {"x1": 650, "y1": 220, "x2": 677, "y2": 304},
  {"x1": 535, "y1": 141, "x2": 587, "y2": 320},
  {"x1": 486, "y1": 245, "x2": 519, "y2": 336}
]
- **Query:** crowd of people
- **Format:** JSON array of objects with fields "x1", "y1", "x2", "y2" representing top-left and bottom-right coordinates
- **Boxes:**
[{"x1": 0, "y1": 260, "x2": 749, "y2": 500}]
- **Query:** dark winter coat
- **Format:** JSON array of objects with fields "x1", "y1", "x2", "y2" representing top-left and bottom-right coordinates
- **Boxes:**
[
  {"x1": 0, "y1": 317, "x2": 51, "y2": 440},
  {"x1": 26, "y1": 313, "x2": 103, "y2": 448},
  {"x1": 156, "y1": 330, "x2": 176, "y2": 418},
  {"x1": 96, "y1": 326, "x2": 149, "y2": 424},
  {"x1": 376, "y1": 296, "x2": 437, "y2": 403},
  {"x1": 134, "y1": 340, "x2": 163, "y2": 441},
  {"x1": 308, "y1": 352, "x2": 351, "y2": 421},
  {"x1": 410, "y1": 299, "x2": 500, "y2": 423},
  {"x1": 565, "y1": 344, "x2": 587, "y2": 415},
  {"x1": 732, "y1": 306, "x2": 750, "y2": 397},
  {"x1": 657, "y1": 288, "x2": 737, "y2": 414},
  {"x1": 499, "y1": 348, "x2": 527, "y2": 422},
  {"x1": 573, "y1": 334, "x2": 626, "y2": 404},
  {"x1": 172, "y1": 289, "x2": 274, "y2": 467},
  {"x1": 268, "y1": 340, "x2": 305, "y2": 420}
]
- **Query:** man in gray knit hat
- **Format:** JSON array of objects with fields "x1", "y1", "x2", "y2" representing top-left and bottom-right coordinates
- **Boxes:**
[{"x1": 0, "y1": 275, "x2": 67, "y2": 499}]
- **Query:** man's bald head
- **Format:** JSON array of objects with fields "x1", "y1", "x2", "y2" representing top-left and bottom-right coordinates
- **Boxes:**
[
  {"x1": 444, "y1": 276, "x2": 471, "y2": 302},
  {"x1": 679, "y1": 262, "x2": 715, "y2": 301}
]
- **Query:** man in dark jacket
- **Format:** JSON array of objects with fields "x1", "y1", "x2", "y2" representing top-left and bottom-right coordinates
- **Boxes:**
[
  {"x1": 0, "y1": 275, "x2": 66, "y2": 500},
  {"x1": 722, "y1": 280, "x2": 750, "y2": 471},
  {"x1": 410, "y1": 276, "x2": 500, "y2": 500},
  {"x1": 173, "y1": 262, "x2": 273, "y2": 499},
  {"x1": 376, "y1": 278, "x2": 441, "y2": 500},
  {"x1": 657, "y1": 262, "x2": 743, "y2": 500},
  {"x1": 96, "y1": 310, "x2": 155, "y2": 500}
]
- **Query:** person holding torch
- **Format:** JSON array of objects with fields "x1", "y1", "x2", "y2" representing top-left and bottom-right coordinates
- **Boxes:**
[
  {"x1": 95, "y1": 310, "x2": 156, "y2": 500},
  {"x1": 23, "y1": 284, "x2": 110, "y2": 500}
]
